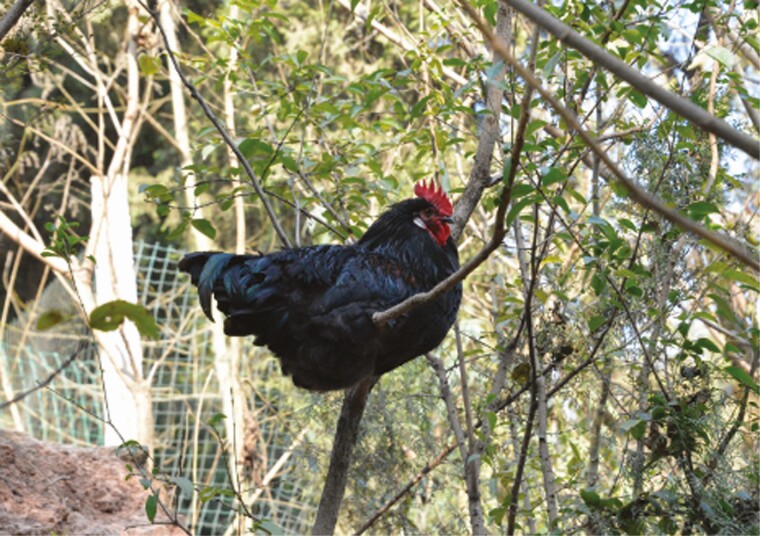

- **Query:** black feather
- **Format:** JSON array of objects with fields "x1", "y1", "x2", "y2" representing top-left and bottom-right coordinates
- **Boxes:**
[{"x1": 179, "y1": 197, "x2": 461, "y2": 391}]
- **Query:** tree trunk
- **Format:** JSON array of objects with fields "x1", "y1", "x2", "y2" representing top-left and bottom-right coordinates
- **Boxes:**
[{"x1": 89, "y1": 0, "x2": 151, "y2": 448}]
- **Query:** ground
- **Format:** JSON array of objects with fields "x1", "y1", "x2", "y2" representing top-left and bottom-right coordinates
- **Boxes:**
[{"x1": 0, "y1": 430, "x2": 185, "y2": 535}]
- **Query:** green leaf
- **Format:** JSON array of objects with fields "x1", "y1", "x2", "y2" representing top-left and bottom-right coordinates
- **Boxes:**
[
  {"x1": 553, "y1": 194, "x2": 570, "y2": 214},
  {"x1": 145, "y1": 492, "x2": 158, "y2": 523},
  {"x1": 89, "y1": 300, "x2": 159, "y2": 339},
  {"x1": 238, "y1": 138, "x2": 274, "y2": 160},
  {"x1": 200, "y1": 143, "x2": 217, "y2": 161},
  {"x1": 410, "y1": 95, "x2": 432, "y2": 118},
  {"x1": 621, "y1": 418, "x2": 647, "y2": 440},
  {"x1": 581, "y1": 489, "x2": 601, "y2": 507},
  {"x1": 695, "y1": 337, "x2": 720, "y2": 353},
  {"x1": 541, "y1": 167, "x2": 566, "y2": 187},
  {"x1": 172, "y1": 476, "x2": 195, "y2": 497},
  {"x1": 183, "y1": 8, "x2": 206, "y2": 25},
  {"x1": 486, "y1": 411, "x2": 497, "y2": 430},
  {"x1": 615, "y1": 268, "x2": 639, "y2": 280},
  {"x1": 208, "y1": 413, "x2": 227, "y2": 427},
  {"x1": 724, "y1": 366, "x2": 760, "y2": 394},
  {"x1": 540, "y1": 255, "x2": 563, "y2": 266},
  {"x1": 483, "y1": 1, "x2": 498, "y2": 26},
  {"x1": 618, "y1": 218, "x2": 637, "y2": 232},
  {"x1": 704, "y1": 46, "x2": 736, "y2": 68},
  {"x1": 723, "y1": 269, "x2": 759, "y2": 291},
  {"x1": 198, "y1": 486, "x2": 235, "y2": 503},
  {"x1": 506, "y1": 194, "x2": 539, "y2": 227},
  {"x1": 255, "y1": 519, "x2": 280, "y2": 535},
  {"x1": 628, "y1": 89, "x2": 647, "y2": 108},
  {"x1": 624, "y1": 282, "x2": 643, "y2": 297},
  {"x1": 687, "y1": 201, "x2": 719, "y2": 218},
  {"x1": 489, "y1": 505, "x2": 507, "y2": 526},
  {"x1": 588, "y1": 315, "x2": 605, "y2": 332},
  {"x1": 588, "y1": 216, "x2": 618, "y2": 241},
  {"x1": 591, "y1": 272, "x2": 606, "y2": 296},
  {"x1": 509, "y1": 183, "x2": 535, "y2": 199},
  {"x1": 138, "y1": 54, "x2": 160, "y2": 76},
  {"x1": 191, "y1": 218, "x2": 217, "y2": 240},
  {"x1": 36, "y1": 310, "x2": 67, "y2": 331}
]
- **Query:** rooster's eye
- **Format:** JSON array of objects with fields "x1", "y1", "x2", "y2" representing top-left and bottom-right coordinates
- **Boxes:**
[{"x1": 421, "y1": 208, "x2": 435, "y2": 218}]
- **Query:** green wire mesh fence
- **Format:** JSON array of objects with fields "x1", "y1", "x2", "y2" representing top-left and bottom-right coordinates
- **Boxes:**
[{"x1": 0, "y1": 241, "x2": 320, "y2": 534}]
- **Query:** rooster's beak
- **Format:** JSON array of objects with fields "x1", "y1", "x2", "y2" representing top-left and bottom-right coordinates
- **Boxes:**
[{"x1": 440, "y1": 216, "x2": 454, "y2": 224}]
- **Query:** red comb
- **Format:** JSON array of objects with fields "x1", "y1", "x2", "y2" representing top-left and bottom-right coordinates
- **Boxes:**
[{"x1": 414, "y1": 180, "x2": 453, "y2": 216}]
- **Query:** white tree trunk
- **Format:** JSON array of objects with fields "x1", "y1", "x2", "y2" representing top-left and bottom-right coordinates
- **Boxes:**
[
  {"x1": 90, "y1": 172, "x2": 152, "y2": 446},
  {"x1": 88, "y1": 0, "x2": 151, "y2": 447}
]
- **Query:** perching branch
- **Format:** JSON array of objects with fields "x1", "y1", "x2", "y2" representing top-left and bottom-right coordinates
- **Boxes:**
[
  {"x1": 503, "y1": 0, "x2": 759, "y2": 160},
  {"x1": 312, "y1": 377, "x2": 377, "y2": 535},
  {"x1": 458, "y1": 0, "x2": 759, "y2": 271},
  {"x1": 144, "y1": 2, "x2": 292, "y2": 248}
]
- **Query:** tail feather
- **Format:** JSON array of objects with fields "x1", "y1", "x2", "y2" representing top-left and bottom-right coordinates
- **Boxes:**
[{"x1": 178, "y1": 252, "x2": 234, "y2": 321}]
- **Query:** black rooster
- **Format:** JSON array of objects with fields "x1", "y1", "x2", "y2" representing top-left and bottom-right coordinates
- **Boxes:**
[{"x1": 179, "y1": 181, "x2": 461, "y2": 391}]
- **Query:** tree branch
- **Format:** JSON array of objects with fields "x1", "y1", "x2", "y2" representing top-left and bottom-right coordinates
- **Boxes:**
[
  {"x1": 458, "y1": 0, "x2": 759, "y2": 271},
  {"x1": 0, "y1": 342, "x2": 86, "y2": 411},
  {"x1": 312, "y1": 377, "x2": 377, "y2": 535},
  {"x1": 0, "y1": 0, "x2": 35, "y2": 43},
  {"x1": 354, "y1": 442, "x2": 458, "y2": 535},
  {"x1": 451, "y1": 0, "x2": 512, "y2": 243},
  {"x1": 0, "y1": 210, "x2": 70, "y2": 274},
  {"x1": 503, "y1": 0, "x2": 759, "y2": 160}
]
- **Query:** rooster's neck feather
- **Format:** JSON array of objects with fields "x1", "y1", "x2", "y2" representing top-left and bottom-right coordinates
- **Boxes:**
[{"x1": 358, "y1": 198, "x2": 458, "y2": 283}]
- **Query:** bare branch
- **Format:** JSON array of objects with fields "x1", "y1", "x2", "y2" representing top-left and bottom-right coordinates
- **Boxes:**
[
  {"x1": 0, "y1": 342, "x2": 86, "y2": 411},
  {"x1": 0, "y1": 210, "x2": 70, "y2": 274},
  {"x1": 354, "y1": 442, "x2": 458, "y2": 535},
  {"x1": 0, "y1": 0, "x2": 35, "y2": 43}
]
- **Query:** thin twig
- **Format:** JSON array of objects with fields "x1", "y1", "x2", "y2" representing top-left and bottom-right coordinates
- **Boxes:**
[
  {"x1": 0, "y1": 342, "x2": 86, "y2": 411},
  {"x1": 353, "y1": 442, "x2": 458, "y2": 535}
]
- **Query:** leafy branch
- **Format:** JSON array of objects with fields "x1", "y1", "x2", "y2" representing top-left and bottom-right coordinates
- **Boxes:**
[
  {"x1": 459, "y1": 0, "x2": 758, "y2": 271},
  {"x1": 142, "y1": 1, "x2": 292, "y2": 248}
]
